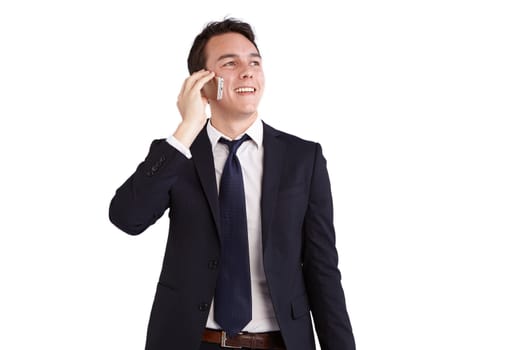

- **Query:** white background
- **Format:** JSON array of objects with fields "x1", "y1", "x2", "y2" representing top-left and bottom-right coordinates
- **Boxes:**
[{"x1": 1, "y1": 0, "x2": 524, "y2": 349}]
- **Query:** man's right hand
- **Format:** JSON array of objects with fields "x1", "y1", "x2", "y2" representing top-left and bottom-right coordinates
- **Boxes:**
[{"x1": 173, "y1": 70, "x2": 215, "y2": 148}]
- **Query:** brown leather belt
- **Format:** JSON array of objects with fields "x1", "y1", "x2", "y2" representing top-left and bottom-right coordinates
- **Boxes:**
[{"x1": 202, "y1": 328, "x2": 285, "y2": 349}]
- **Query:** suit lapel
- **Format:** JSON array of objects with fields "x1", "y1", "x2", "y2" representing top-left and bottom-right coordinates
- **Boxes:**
[
  {"x1": 261, "y1": 123, "x2": 285, "y2": 252},
  {"x1": 190, "y1": 122, "x2": 286, "y2": 247},
  {"x1": 191, "y1": 126, "x2": 220, "y2": 234}
]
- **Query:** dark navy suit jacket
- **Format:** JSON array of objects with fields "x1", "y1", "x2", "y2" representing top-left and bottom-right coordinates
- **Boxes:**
[{"x1": 109, "y1": 122, "x2": 355, "y2": 350}]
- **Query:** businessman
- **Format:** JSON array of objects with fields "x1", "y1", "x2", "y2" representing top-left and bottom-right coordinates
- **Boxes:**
[{"x1": 109, "y1": 18, "x2": 355, "y2": 350}]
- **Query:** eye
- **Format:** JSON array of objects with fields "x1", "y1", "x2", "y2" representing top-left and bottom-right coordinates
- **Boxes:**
[
  {"x1": 222, "y1": 61, "x2": 236, "y2": 67},
  {"x1": 250, "y1": 61, "x2": 261, "y2": 66}
]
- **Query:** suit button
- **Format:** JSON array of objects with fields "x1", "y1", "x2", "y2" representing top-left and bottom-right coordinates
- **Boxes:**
[
  {"x1": 146, "y1": 166, "x2": 157, "y2": 177},
  {"x1": 208, "y1": 259, "x2": 219, "y2": 270},
  {"x1": 199, "y1": 303, "x2": 210, "y2": 312}
]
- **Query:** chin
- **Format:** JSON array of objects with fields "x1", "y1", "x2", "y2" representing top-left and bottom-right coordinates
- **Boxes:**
[{"x1": 239, "y1": 109, "x2": 259, "y2": 118}]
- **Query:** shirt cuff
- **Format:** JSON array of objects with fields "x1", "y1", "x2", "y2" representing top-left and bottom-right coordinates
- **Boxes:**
[{"x1": 166, "y1": 135, "x2": 192, "y2": 159}]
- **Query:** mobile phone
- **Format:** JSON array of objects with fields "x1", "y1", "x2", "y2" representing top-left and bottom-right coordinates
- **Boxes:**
[
  {"x1": 215, "y1": 76, "x2": 224, "y2": 100},
  {"x1": 204, "y1": 76, "x2": 224, "y2": 101}
]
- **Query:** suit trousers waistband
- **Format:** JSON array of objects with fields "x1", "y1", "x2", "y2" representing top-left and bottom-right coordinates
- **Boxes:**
[{"x1": 201, "y1": 328, "x2": 285, "y2": 349}]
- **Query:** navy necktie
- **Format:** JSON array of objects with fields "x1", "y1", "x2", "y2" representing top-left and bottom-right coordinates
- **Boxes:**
[{"x1": 214, "y1": 134, "x2": 252, "y2": 336}]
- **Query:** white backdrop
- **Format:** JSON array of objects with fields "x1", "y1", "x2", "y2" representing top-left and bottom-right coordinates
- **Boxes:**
[{"x1": 1, "y1": 0, "x2": 524, "y2": 349}]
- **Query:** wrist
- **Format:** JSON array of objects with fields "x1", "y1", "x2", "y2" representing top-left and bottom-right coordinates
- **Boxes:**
[{"x1": 173, "y1": 119, "x2": 206, "y2": 148}]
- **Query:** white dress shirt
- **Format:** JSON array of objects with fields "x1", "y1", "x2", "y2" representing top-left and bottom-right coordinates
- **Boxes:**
[{"x1": 166, "y1": 118, "x2": 280, "y2": 332}]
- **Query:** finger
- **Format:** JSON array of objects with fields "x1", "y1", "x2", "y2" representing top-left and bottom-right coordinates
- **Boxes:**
[
  {"x1": 185, "y1": 71, "x2": 215, "y2": 96},
  {"x1": 179, "y1": 70, "x2": 213, "y2": 99},
  {"x1": 185, "y1": 69, "x2": 213, "y2": 91},
  {"x1": 191, "y1": 71, "x2": 215, "y2": 93}
]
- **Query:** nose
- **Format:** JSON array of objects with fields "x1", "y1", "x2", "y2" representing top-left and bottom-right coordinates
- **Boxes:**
[{"x1": 240, "y1": 64, "x2": 254, "y2": 79}]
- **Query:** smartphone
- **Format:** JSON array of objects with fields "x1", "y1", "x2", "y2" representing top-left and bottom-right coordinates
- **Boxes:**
[{"x1": 204, "y1": 76, "x2": 224, "y2": 101}]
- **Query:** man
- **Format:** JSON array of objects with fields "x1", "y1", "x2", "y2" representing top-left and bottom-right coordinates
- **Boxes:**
[{"x1": 109, "y1": 18, "x2": 355, "y2": 350}]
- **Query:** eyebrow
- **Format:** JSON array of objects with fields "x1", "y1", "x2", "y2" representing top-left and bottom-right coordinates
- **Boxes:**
[{"x1": 216, "y1": 53, "x2": 262, "y2": 61}]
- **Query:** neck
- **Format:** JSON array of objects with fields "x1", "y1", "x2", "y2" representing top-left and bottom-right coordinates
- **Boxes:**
[{"x1": 210, "y1": 112, "x2": 258, "y2": 139}]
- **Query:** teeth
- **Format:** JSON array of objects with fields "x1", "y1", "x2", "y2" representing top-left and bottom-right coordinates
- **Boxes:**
[{"x1": 235, "y1": 87, "x2": 255, "y2": 93}]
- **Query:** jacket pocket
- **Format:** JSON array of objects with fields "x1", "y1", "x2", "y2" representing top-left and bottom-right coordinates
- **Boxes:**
[{"x1": 291, "y1": 294, "x2": 310, "y2": 319}]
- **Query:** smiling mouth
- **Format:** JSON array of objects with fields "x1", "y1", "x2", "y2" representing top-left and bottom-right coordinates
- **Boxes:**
[{"x1": 234, "y1": 87, "x2": 256, "y2": 93}]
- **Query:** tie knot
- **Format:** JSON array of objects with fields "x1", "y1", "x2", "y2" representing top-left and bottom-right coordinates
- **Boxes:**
[{"x1": 219, "y1": 134, "x2": 251, "y2": 155}]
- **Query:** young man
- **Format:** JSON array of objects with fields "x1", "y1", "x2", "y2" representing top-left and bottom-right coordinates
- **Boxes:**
[{"x1": 109, "y1": 18, "x2": 355, "y2": 350}]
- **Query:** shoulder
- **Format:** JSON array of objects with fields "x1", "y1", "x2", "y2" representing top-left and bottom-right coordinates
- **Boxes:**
[{"x1": 262, "y1": 121, "x2": 319, "y2": 150}]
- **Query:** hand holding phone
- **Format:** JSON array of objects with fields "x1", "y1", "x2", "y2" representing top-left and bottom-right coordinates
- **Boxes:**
[{"x1": 174, "y1": 70, "x2": 216, "y2": 147}]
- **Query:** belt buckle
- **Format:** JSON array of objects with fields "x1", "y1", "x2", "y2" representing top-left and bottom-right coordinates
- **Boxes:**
[{"x1": 221, "y1": 331, "x2": 242, "y2": 349}]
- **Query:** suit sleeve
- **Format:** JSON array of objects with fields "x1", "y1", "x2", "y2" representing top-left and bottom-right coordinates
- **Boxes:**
[
  {"x1": 109, "y1": 139, "x2": 189, "y2": 235},
  {"x1": 302, "y1": 143, "x2": 356, "y2": 350}
]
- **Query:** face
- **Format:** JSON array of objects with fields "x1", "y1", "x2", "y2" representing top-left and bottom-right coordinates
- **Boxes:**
[{"x1": 203, "y1": 32, "x2": 265, "y2": 120}]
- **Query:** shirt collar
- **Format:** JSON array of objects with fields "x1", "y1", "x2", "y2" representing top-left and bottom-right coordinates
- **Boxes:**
[{"x1": 206, "y1": 117, "x2": 263, "y2": 149}]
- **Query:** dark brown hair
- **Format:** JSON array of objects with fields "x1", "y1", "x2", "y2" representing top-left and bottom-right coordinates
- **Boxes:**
[{"x1": 187, "y1": 18, "x2": 259, "y2": 74}]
